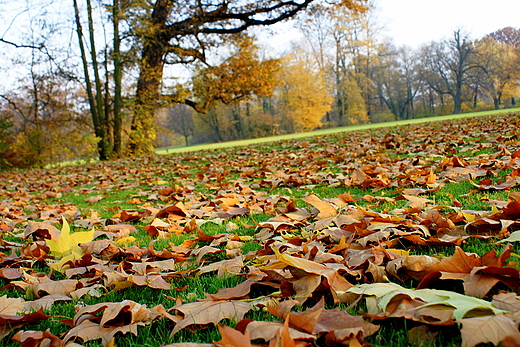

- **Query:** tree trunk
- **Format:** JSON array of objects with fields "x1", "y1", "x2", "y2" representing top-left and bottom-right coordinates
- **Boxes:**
[
  {"x1": 86, "y1": 0, "x2": 111, "y2": 158},
  {"x1": 452, "y1": 92, "x2": 462, "y2": 114},
  {"x1": 73, "y1": 0, "x2": 110, "y2": 160},
  {"x1": 127, "y1": 0, "x2": 171, "y2": 156},
  {"x1": 112, "y1": 0, "x2": 123, "y2": 157},
  {"x1": 127, "y1": 47, "x2": 162, "y2": 156},
  {"x1": 494, "y1": 96, "x2": 501, "y2": 110}
]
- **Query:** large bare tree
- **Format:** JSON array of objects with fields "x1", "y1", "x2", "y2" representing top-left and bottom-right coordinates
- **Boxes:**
[{"x1": 419, "y1": 30, "x2": 481, "y2": 115}]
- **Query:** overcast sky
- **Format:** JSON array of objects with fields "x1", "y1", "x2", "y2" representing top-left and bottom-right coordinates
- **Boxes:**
[{"x1": 376, "y1": 0, "x2": 520, "y2": 47}]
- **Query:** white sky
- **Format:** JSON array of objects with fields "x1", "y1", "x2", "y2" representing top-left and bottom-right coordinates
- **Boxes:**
[{"x1": 376, "y1": 0, "x2": 520, "y2": 47}]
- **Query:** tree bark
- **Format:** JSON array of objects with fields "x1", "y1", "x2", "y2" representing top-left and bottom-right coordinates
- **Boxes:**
[
  {"x1": 112, "y1": 0, "x2": 123, "y2": 157},
  {"x1": 86, "y1": 0, "x2": 111, "y2": 158},
  {"x1": 127, "y1": 0, "x2": 171, "y2": 156},
  {"x1": 73, "y1": 0, "x2": 110, "y2": 160}
]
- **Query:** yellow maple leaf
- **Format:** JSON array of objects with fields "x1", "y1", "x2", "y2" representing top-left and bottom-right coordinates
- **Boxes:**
[{"x1": 46, "y1": 217, "x2": 94, "y2": 272}]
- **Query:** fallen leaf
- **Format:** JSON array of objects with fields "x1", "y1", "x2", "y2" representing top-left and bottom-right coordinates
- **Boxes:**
[
  {"x1": 459, "y1": 314, "x2": 519, "y2": 347},
  {"x1": 170, "y1": 300, "x2": 252, "y2": 336},
  {"x1": 12, "y1": 329, "x2": 64, "y2": 347},
  {"x1": 215, "y1": 324, "x2": 252, "y2": 347},
  {"x1": 347, "y1": 283, "x2": 506, "y2": 323}
]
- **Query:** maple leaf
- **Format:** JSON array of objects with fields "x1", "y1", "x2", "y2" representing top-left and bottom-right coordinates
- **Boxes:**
[
  {"x1": 301, "y1": 194, "x2": 337, "y2": 218},
  {"x1": 169, "y1": 300, "x2": 253, "y2": 336},
  {"x1": 22, "y1": 294, "x2": 72, "y2": 312},
  {"x1": 215, "y1": 324, "x2": 252, "y2": 347},
  {"x1": 266, "y1": 298, "x2": 379, "y2": 344},
  {"x1": 64, "y1": 300, "x2": 164, "y2": 346},
  {"x1": 24, "y1": 221, "x2": 62, "y2": 241},
  {"x1": 12, "y1": 329, "x2": 65, "y2": 347},
  {"x1": 46, "y1": 217, "x2": 94, "y2": 272},
  {"x1": 459, "y1": 315, "x2": 520, "y2": 347},
  {"x1": 263, "y1": 246, "x2": 352, "y2": 303},
  {"x1": 415, "y1": 246, "x2": 520, "y2": 298},
  {"x1": 0, "y1": 307, "x2": 48, "y2": 339},
  {"x1": 63, "y1": 320, "x2": 143, "y2": 346},
  {"x1": 269, "y1": 316, "x2": 296, "y2": 347},
  {"x1": 492, "y1": 292, "x2": 520, "y2": 311},
  {"x1": 32, "y1": 279, "x2": 82, "y2": 298},
  {"x1": 347, "y1": 283, "x2": 506, "y2": 323},
  {"x1": 497, "y1": 230, "x2": 520, "y2": 243},
  {"x1": 243, "y1": 320, "x2": 315, "y2": 343}
]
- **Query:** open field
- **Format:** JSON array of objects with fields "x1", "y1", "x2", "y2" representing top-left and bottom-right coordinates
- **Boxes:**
[
  {"x1": 1, "y1": 111, "x2": 520, "y2": 346},
  {"x1": 156, "y1": 107, "x2": 520, "y2": 155}
]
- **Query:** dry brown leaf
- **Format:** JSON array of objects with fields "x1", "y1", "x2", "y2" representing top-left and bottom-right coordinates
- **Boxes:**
[
  {"x1": 301, "y1": 195, "x2": 337, "y2": 218},
  {"x1": 22, "y1": 294, "x2": 72, "y2": 312},
  {"x1": 24, "y1": 221, "x2": 62, "y2": 241},
  {"x1": 0, "y1": 308, "x2": 48, "y2": 339},
  {"x1": 198, "y1": 256, "x2": 244, "y2": 277},
  {"x1": 215, "y1": 324, "x2": 252, "y2": 347},
  {"x1": 170, "y1": 300, "x2": 252, "y2": 336},
  {"x1": 0, "y1": 295, "x2": 25, "y2": 315},
  {"x1": 245, "y1": 320, "x2": 314, "y2": 344},
  {"x1": 12, "y1": 329, "x2": 64, "y2": 347},
  {"x1": 73, "y1": 300, "x2": 162, "y2": 327},
  {"x1": 265, "y1": 247, "x2": 353, "y2": 303},
  {"x1": 492, "y1": 292, "x2": 520, "y2": 311},
  {"x1": 459, "y1": 315, "x2": 519, "y2": 347},
  {"x1": 292, "y1": 275, "x2": 321, "y2": 303},
  {"x1": 32, "y1": 279, "x2": 82, "y2": 298},
  {"x1": 63, "y1": 320, "x2": 142, "y2": 346}
]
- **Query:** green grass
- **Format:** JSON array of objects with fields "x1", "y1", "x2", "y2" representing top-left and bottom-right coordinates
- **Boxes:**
[{"x1": 156, "y1": 107, "x2": 520, "y2": 155}]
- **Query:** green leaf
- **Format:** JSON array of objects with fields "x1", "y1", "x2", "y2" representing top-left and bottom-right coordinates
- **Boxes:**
[
  {"x1": 347, "y1": 283, "x2": 506, "y2": 321},
  {"x1": 496, "y1": 230, "x2": 520, "y2": 243}
]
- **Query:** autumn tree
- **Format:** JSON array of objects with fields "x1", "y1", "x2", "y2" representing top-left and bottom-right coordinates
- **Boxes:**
[
  {"x1": 187, "y1": 34, "x2": 281, "y2": 142},
  {"x1": 297, "y1": 2, "x2": 375, "y2": 126},
  {"x1": 419, "y1": 30, "x2": 481, "y2": 114},
  {"x1": 372, "y1": 44, "x2": 419, "y2": 120},
  {"x1": 475, "y1": 27, "x2": 520, "y2": 109},
  {"x1": 0, "y1": 73, "x2": 98, "y2": 167},
  {"x1": 190, "y1": 35, "x2": 281, "y2": 114},
  {"x1": 278, "y1": 51, "x2": 333, "y2": 132},
  {"x1": 126, "y1": 0, "x2": 367, "y2": 155},
  {"x1": 487, "y1": 27, "x2": 520, "y2": 47},
  {"x1": 475, "y1": 37, "x2": 519, "y2": 109}
]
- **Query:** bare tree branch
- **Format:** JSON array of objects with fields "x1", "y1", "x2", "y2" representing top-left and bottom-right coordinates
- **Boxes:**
[{"x1": 0, "y1": 38, "x2": 44, "y2": 50}]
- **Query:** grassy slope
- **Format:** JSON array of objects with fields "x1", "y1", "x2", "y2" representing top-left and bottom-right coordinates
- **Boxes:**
[{"x1": 156, "y1": 107, "x2": 520, "y2": 155}]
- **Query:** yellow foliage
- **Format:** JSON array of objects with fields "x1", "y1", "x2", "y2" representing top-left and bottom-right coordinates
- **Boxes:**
[
  {"x1": 115, "y1": 236, "x2": 137, "y2": 246},
  {"x1": 278, "y1": 53, "x2": 333, "y2": 132},
  {"x1": 341, "y1": 75, "x2": 370, "y2": 125},
  {"x1": 192, "y1": 34, "x2": 281, "y2": 109},
  {"x1": 47, "y1": 217, "x2": 94, "y2": 272}
]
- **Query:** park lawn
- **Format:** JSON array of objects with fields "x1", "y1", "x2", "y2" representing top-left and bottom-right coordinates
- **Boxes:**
[
  {"x1": 156, "y1": 107, "x2": 520, "y2": 155},
  {"x1": 1, "y1": 111, "x2": 520, "y2": 346}
]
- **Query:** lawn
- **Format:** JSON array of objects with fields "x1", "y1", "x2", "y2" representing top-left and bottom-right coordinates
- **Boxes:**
[{"x1": 1, "y1": 111, "x2": 520, "y2": 347}]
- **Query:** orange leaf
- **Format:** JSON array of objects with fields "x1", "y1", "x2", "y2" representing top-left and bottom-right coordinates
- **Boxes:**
[{"x1": 216, "y1": 324, "x2": 252, "y2": 347}]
